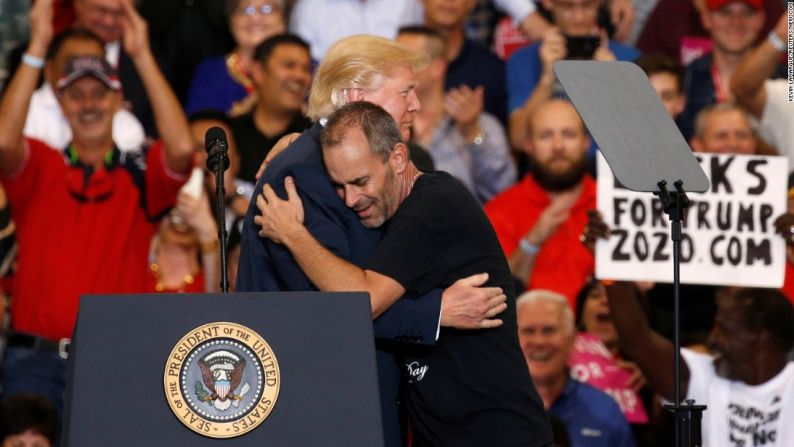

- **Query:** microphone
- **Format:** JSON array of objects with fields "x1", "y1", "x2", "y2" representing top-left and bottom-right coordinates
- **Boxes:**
[
  {"x1": 204, "y1": 126, "x2": 231, "y2": 292},
  {"x1": 205, "y1": 126, "x2": 230, "y2": 174}
]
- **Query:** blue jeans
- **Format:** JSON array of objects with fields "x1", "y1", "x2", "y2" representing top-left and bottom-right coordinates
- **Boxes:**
[{"x1": 2, "y1": 345, "x2": 67, "y2": 416}]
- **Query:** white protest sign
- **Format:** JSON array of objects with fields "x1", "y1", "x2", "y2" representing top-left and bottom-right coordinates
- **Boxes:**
[{"x1": 596, "y1": 153, "x2": 787, "y2": 287}]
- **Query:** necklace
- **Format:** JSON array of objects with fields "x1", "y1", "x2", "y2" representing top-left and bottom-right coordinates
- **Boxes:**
[
  {"x1": 411, "y1": 171, "x2": 422, "y2": 187},
  {"x1": 150, "y1": 262, "x2": 195, "y2": 293}
]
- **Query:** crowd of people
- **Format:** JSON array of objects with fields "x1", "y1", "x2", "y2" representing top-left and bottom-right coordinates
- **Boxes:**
[{"x1": 0, "y1": 0, "x2": 792, "y2": 446}]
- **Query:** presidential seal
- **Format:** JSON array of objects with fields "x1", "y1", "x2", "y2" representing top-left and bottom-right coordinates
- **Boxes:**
[{"x1": 164, "y1": 322, "x2": 280, "y2": 438}]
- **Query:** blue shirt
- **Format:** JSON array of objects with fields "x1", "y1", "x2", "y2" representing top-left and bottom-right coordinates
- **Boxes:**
[
  {"x1": 185, "y1": 56, "x2": 248, "y2": 115},
  {"x1": 506, "y1": 41, "x2": 640, "y2": 165},
  {"x1": 427, "y1": 114, "x2": 515, "y2": 203},
  {"x1": 679, "y1": 53, "x2": 715, "y2": 142},
  {"x1": 679, "y1": 52, "x2": 788, "y2": 142},
  {"x1": 550, "y1": 377, "x2": 636, "y2": 447},
  {"x1": 506, "y1": 41, "x2": 641, "y2": 114}
]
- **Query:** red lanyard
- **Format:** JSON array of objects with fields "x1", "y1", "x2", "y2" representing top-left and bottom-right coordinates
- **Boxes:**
[{"x1": 710, "y1": 63, "x2": 727, "y2": 103}]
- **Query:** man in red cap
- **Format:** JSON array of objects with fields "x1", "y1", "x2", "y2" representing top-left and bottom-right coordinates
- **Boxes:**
[
  {"x1": 0, "y1": 0, "x2": 193, "y2": 414},
  {"x1": 677, "y1": 0, "x2": 778, "y2": 140}
]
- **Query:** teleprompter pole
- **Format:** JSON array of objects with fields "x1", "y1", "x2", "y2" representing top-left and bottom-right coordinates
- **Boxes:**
[{"x1": 655, "y1": 180, "x2": 707, "y2": 447}]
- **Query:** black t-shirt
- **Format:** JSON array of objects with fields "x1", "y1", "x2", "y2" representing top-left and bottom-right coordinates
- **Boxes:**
[
  {"x1": 230, "y1": 112, "x2": 312, "y2": 183},
  {"x1": 366, "y1": 172, "x2": 552, "y2": 447}
]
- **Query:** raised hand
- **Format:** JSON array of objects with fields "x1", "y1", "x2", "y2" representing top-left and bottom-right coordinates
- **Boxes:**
[
  {"x1": 609, "y1": 0, "x2": 635, "y2": 43},
  {"x1": 444, "y1": 85, "x2": 484, "y2": 142},
  {"x1": 775, "y1": 212, "x2": 794, "y2": 265},
  {"x1": 28, "y1": 0, "x2": 55, "y2": 55},
  {"x1": 539, "y1": 27, "x2": 566, "y2": 75},
  {"x1": 119, "y1": 0, "x2": 150, "y2": 60},
  {"x1": 173, "y1": 189, "x2": 217, "y2": 243},
  {"x1": 582, "y1": 209, "x2": 610, "y2": 254},
  {"x1": 525, "y1": 188, "x2": 581, "y2": 246},
  {"x1": 593, "y1": 29, "x2": 616, "y2": 62},
  {"x1": 773, "y1": 213, "x2": 794, "y2": 246},
  {"x1": 773, "y1": 12, "x2": 787, "y2": 41}
]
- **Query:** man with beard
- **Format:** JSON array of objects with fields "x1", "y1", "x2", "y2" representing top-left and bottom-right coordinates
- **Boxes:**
[{"x1": 485, "y1": 99, "x2": 594, "y2": 310}]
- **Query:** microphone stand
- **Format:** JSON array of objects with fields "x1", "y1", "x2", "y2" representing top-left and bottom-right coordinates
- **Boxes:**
[
  {"x1": 215, "y1": 163, "x2": 229, "y2": 293},
  {"x1": 206, "y1": 129, "x2": 230, "y2": 294}
]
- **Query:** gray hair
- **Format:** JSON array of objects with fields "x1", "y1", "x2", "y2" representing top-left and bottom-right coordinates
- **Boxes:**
[
  {"x1": 321, "y1": 102, "x2": 402, "y2": 163},
  {"x1": 516, "y1": 289, "x2": 576, "y2": 336},
  {"x1": 693, "y1": 102, "x2": 750, "y2": 138}
]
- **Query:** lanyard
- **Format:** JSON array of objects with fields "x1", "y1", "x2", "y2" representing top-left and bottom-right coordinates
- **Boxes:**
[{"x1": 710, "y1": 63, "x2": 727, "y2": 103}]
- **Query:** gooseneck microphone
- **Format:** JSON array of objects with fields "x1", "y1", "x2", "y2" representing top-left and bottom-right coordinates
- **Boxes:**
[{"x1": 204, "y1": 126, "x2": 230, "y2": 293}]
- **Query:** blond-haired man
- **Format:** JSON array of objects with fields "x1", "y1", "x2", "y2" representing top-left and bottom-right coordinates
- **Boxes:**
[{"x1": 236, "y1": 35, "x2": 507, "y2": 447}]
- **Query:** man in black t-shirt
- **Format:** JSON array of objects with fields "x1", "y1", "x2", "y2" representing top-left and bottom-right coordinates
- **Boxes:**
[
  {"x1": 255, "y1": 102, "x2": 551, "y2": 447},
  {"x1": 229, "y1": 34, "x2": 312, "y2": 183}
]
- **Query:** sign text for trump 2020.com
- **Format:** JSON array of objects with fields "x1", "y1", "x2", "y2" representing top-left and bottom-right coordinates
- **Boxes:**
[{"x1": 596, "y1": 153, "x2": 787, "y2": 288}]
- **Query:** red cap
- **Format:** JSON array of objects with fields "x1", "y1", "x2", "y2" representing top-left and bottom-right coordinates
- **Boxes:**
[{"x1": 706, "y1": 0, "x2": 763, "y2": 11}]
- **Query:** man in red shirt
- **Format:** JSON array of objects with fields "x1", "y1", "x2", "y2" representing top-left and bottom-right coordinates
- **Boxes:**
[
  {"x1": 485, "y1": 99, "x2": 595, "y2": 310},
  {"x1": 0, "y1": 0, "x2": 193, "y2": 412}
]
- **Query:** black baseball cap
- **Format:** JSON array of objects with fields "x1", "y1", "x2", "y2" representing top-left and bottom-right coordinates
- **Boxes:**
[{"x1": 56, "y1": 55, "x2": 122, "y2": 91}]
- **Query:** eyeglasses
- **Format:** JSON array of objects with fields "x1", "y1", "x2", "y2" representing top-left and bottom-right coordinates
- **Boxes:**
[{"x1": 237, "y1": 3, "x2": 280, "y2": 16}]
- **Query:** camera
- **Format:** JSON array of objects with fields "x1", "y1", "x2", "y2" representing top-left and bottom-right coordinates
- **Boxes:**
[{"x1": 564, "y1": 35, "x2": 600, "y2": 60}]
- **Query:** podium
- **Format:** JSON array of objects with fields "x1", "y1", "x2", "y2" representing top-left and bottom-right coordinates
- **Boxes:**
[{"x1": 62, "y1": 292, "x2": 385, "y2": 446}]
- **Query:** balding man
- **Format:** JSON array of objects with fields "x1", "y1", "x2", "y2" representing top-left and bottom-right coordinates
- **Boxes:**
[{"x1": 690, "y1": 102, "x2": 759, "y2": 155}]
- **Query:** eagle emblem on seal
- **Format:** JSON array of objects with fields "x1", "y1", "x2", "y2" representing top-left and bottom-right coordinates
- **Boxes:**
[{"x1": 195, "y1": 350, "x2": 250, "y2": 411}]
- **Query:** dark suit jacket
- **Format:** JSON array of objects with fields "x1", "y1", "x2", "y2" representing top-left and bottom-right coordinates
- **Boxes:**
[{"x1": 237, "y1": 122, "x2": 442, "y2": 447}]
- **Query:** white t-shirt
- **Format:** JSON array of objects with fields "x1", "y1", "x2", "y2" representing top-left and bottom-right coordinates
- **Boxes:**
[
  {"x1": 289, "y1": 0, "x2": 536, "y2": 61},
  {"x1": 289, "y1": 0, "x2": 423, "y2": 61},
  {"x1": 682, "y1": 348, "x2": 794, "y2": 447},
  {"x1": 760, "y1": 80, "x2": 794, "y2": 171}
]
